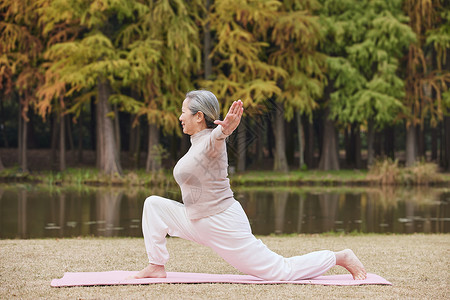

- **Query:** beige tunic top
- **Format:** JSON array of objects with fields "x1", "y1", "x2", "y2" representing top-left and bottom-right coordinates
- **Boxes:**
[{"x1": 173, "y1": 125, "x2": 236, "y2": 219}]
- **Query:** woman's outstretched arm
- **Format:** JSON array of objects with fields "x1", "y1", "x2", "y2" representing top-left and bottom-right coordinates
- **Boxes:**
[{"x1": 214, "y1": 100, "x2": 244, "y2": 136}]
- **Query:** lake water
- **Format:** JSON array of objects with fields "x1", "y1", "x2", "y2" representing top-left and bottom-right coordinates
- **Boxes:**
[{"x1": 0, "y1": 184, "x2": 449, "y2": 238}]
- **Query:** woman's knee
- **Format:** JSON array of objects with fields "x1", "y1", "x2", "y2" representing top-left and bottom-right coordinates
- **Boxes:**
[
  {"x1": 144, "y1": 195, "x2": 164, "y2": 210},
  {"x1": 144, "y1": 195, "x2": 181, "y2": 212}
]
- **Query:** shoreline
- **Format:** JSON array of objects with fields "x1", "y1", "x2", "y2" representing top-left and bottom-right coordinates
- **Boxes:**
[{"x1": 1, "y1": 167, "x2": 449, "y2": 187}]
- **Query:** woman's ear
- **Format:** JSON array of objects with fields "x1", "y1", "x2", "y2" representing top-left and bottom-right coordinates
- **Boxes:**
[{"x1": 196, "y1": 111, "x2": 205, "y2": 123}]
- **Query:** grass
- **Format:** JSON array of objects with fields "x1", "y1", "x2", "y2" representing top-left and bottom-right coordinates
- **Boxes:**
[
  {"x1": 1, "y1": 234, "x2": 449, "y2": 299},
  {"x1": 0, "y1": 167, "x2": 176, "y2": 188},
  {"x1": 230, "y1": 169, "x2": 369, "y2": 186},
  {"x1": 1, "y1": 160, "x2": 449, "y2": 188}
]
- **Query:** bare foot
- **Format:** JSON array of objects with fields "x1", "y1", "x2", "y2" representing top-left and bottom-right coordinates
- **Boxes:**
[
  {"x1": 127, "y1": 263, "x2": 167, "y2": 279},
  {"x1": 335, "y1": 249, "x2": 367, "y2": 280}
]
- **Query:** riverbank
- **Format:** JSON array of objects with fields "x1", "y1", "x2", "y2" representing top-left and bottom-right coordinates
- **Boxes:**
[
  {"x1": 1, "y1": 166, "x2": 450, "y2": 187},
  {"x1": 1, "y1": 234, "x2": 448, "y2": 299},
  {"x1": 2, "y1": 148, "x2": 449, "y2": 186}
]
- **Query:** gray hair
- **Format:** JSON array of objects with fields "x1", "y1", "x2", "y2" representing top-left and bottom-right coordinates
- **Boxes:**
[{"x1": 185, "y1": 90, "x2": 220, "y2": 128}]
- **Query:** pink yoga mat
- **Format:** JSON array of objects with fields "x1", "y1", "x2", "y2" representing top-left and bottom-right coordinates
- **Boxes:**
[{"x1": 51, "y1": 271, "x2": 392, "y2": 287}]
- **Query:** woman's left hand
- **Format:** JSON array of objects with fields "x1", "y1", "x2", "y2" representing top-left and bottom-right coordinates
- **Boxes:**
[{"x1": 214, "y1": 100, "x2": 244, "y2": 135}]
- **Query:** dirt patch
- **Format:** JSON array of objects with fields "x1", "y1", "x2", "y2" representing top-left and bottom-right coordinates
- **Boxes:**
[{"x1": 1, "y1": 234, "x2": 448, "y2": 299}]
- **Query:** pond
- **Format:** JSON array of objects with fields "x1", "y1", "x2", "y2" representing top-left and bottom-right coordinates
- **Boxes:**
[{"x1": 0, "y1": 184, "x2": 449, "y2": 239}]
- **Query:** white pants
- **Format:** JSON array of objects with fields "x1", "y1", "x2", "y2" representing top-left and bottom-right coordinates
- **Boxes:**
[{"x1": 142, "y1": 195, "x2": 336, "y2": 281}]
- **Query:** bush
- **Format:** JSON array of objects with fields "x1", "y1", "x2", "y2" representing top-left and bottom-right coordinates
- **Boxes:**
[
  {"x1": 367, "y1": 159, "x2": 441, "y2": 185},
  {"x1": 403, "y1": 161, "x2": 439, "y2": 185},
  {"x1": 367, "y1": 158, "x2": 401, "y2": 185}
]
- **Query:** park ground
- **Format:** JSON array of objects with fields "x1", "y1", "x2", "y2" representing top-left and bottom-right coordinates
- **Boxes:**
[{"x1": 0, "y1": 234, "x2": 448, "y2": 299}]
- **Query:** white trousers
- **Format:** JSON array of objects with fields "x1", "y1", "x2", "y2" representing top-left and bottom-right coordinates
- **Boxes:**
[{"x1": 142, "y1": 195, "x2": 336, "y2": 281}]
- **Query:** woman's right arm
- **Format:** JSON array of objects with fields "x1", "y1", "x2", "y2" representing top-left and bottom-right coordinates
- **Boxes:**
[
  {"x1": 214, "y1": 100, "x2": 244, "y2": 136},
  {"x1": 206, "y1": 100, "x2": 244, "y2": 154}
]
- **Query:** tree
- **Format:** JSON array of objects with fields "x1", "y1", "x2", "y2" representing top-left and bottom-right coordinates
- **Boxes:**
[
  {"x1": 38, "y1": 0, "x2": 156, "y2": 175},
  {"x1": 115, "y1": 0, "x2": 204, "y2": 172},
  {"x1": 0, "y1": 0, "x2": 48, "y2": 172},
  {"x1": 0, "y1": 151, "x2": 4, "y2": 171},
  {"x1": 403, "y1": 0, "x2": 450, "y2": 167},
  {"x1": 320, "y1": 0, "x2": 414, "y2": 167},
  {"x1": 200, "y1": 0, "x2": 285, "y2": 172},
  {"x1": 202, "y1": 0, "x2": 323, "y2": 173},
  {"x1": 268, "y1": 0, "x2": 325, "y2": 172}
]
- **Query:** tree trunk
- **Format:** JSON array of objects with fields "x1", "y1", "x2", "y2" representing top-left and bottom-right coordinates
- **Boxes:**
[
  {"x1": 66, "y1": 114, "x2": 74, "y2": 152},
  {"x1": 318, "y1": 108, "x2": 339, "y2": 170},
  {"x1": 351, "y1": 123, "x2": 362, "y2": 169},
  {"x1": 18, "y1": 108, "x2": 28, "y2": 172},
  {"x1": 304, "y1": 118, "x2": 314, "y2": 169},
  {"x1": 0, "y1": 99, "x2": 9, "y2": 148},
  {"x1": 417, "y1": 125, "x2": 425, "y2": 160},
  {"x1": 266, "y1": 114, "x2": 274, "y2": 159},
  {"x1": 96, "y1": 95, "x2": 102, "y2": 169},
  {"x1": 129, "y1": 116, "x2": 137, "y2": 154},
  {"x1": 273, "y1": 103, "x2": 289, "y2": 172},
  {"x1": 18, "y1": 106, "x2": 22, "y2": 165},
  {"x1": 443, "y1": 116, "x2": 450, "y2": 171},
  {"x1": 59, "y1": 114, "x2": 66, "y2": 171},
  {"x1": 296, "y1": 112, "x2": 305, "y2": 169},
  {"x1": 97, "y1": 78, "x2": 122, "y2": 175},
  {"x1": 367, "y1": 119, "x2": 375, "y2": 167},
  {"x1": 285, "y1": 120, "x2": 294, "y2": 166},
  {"x1": 374, "y1": 131, "x2": 382, "y2": 157},
  {"x1": 255, "y1": 116, "x2": 264, "y2": 164},
  {"x1": 384, "y1": 126, "x2": 395, "y2": 160},
  {"x1": 78, "y1": 110, "x2": 83, "y2": 163},
  {"x1": 0, "y1": 152, "x2": 4, "y2": 171},
  {"x1": 90, "y1": 98, "x2": 96, "y2": 152},
  {"x1": 345, "y1": 125, "x2": 361, "y2": 168},
  {"x1": 21, "y1": 116, "x2": 27, "y2": 172},
  {"x1": 50, "y1": 113, "x2": 58, "y2": 167},
  {"x1": 113, "y1": 104, "x2": 121, "y2": 155},
  {"x1": 344, "y1": 126, "x2": 351, "y2": 167},
  {"x1": 431, "y1": 125, "x2": 438, "y2": 161},
  {"x1": 146, "y1": 123, "x2": 160, "y2": 172},
  {"x1": 203, "y1": 0, "x2": 212, "y2": 80},
  {"x1": 130, "y1": 120, "x2": 141, "y2": 169},
  {"x1": 405, "y1": 123, "x2": 417, "y2": 167},
  {"x1": 237, "y1": 121, "x2": 246, "y2": 172}
]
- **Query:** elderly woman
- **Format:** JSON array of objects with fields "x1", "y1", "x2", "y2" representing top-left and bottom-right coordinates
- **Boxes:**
[{"x1": 133, "y1": 90, "x2": 366, "y2": 281}]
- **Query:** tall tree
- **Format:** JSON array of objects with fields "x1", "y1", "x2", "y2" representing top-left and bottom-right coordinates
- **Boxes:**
[
  {"x1": 268, "y1": 0, "x2": 325, "y2": 172},
  {"x1": 115, "y1": 0, "x2": 204, "y2": 172},
  {"x1": 201, "y1": 0, "x2": 285, "y2": 172},
  {"x1": 320, "y1": 0, "x2": 414, "y2": 167},
  {"x1": 403, "y1": 0, "x2": 450, "y2": 167},
  {"x1": 0, "y1": 0, "x2": 48, "y2": 172},
  {"x1": 269, "y1": 0, "x2": 325, "y2": 171},
  {"x1": 38, "y1": 0, "x2": 154, "y2": 175}
]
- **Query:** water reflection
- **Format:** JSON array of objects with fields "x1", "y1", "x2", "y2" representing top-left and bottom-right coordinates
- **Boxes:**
[{"x1": 0, "y1": 184, "x2": 448, "y2": 238}]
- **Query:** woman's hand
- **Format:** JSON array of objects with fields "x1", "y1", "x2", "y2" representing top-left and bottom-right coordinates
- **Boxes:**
[{"x1": 214, "y1": 100, "x2": 244, "y2": 136}]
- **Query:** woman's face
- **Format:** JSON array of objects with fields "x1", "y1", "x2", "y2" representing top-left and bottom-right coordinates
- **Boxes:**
[{"x1": 179, "y1": 99, "x2": 204, "y2": 135}]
